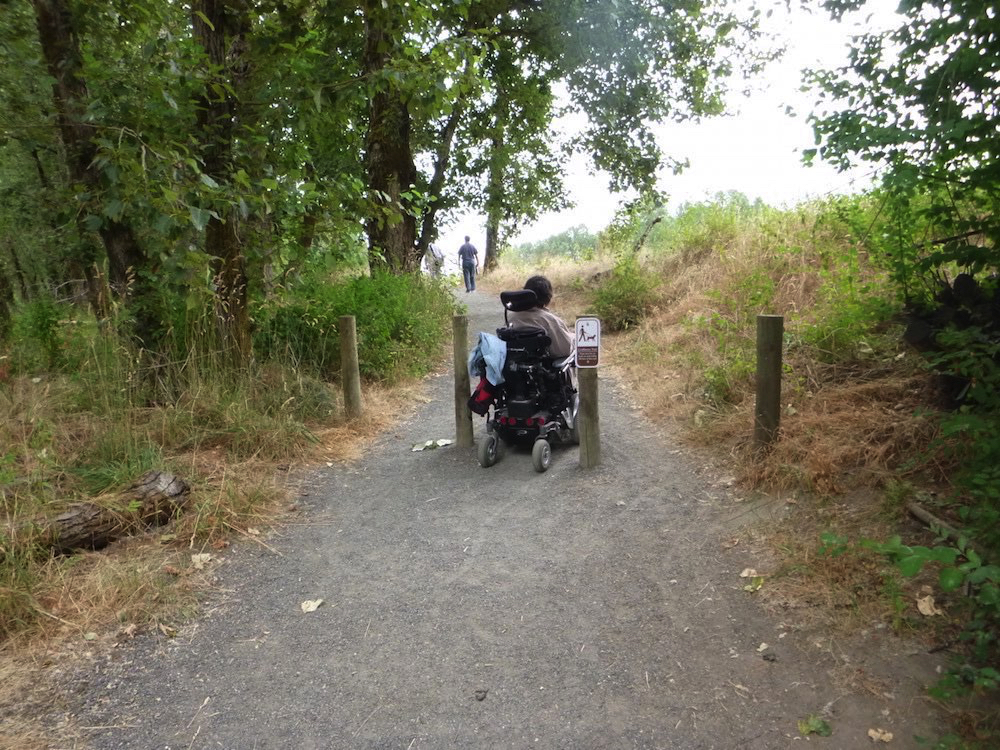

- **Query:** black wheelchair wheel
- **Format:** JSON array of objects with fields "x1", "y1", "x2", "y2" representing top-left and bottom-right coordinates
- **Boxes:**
[
  {"x1": 531, "y1": 439, "x2": 552, "y2": 473},
  {"x1": 478, "y1": 433, "x2": 501, "y2": 468}
]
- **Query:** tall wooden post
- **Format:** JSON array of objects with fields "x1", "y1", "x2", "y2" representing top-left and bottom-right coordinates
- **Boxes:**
[
  {"x1": 453, "y1": 315, "x2": 474, "y2": 448},
  {"x1": 578, "y1": 367, "x2": 601, "y2": 468},
  {"x1": 340, "y1": 315, "x2": 363, "y2": 419},
  {"x1": 754, "y1": 314, "x2": 784, "y2": 448}
]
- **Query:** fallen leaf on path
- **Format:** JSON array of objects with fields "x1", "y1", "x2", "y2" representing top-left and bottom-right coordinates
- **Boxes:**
[
  {"x1": 798, "y1": 715, "x2": 832, "y2": 737},
  {"x1": 300, "y1": 599, "x2": 324, "y2": 613},
  {"x1": 722, "y1": 537, "x2": 740, "y2": 549},
  {"x1": 867, "y1": 728, "x2": 893, "y2": 742},
  {"x1": 743, "y1": 576, "x2": 765, "y2": 593},
  {"x1": 757, "y1": 643, "x2": 769, "y2": 652},
  {"x1": 191, "y1": 553, "x2": 212, "y2": 570},
  {"x1": 83, "y1": 632, "x2": 97, "y2": 641},
  {"x1": 247, "y1": 527, "x2": 261, "y2": 536},
  {"x1": 739, "y1": 568, "x2": 758, "y2": 578},
  {"x1": 616, "y1": 501, "x2": 626, "y2": 507},
  {"x1": 158, "y1": 623, "x2": 177, "y2": 638},
  {"x1": 159, "y1": 533, "x2": 177, "y2": 543},
  {"x1": 162, "y1": 564, "x2": 183, "y2": 576},
  {"x1": 916, "y1": 595, "x2": 943, "y2": 616}
]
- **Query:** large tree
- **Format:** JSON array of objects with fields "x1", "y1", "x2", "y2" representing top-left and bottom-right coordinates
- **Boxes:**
[
  {"x1": 29, "y1": 0, "x2": 155, "y2": 338},
  {"x1": 808, "y1": 0, "x2": 1000, "y2": 289},
  {"x1": 356, "y1": 0, "x2": 767, "y2": 272},
  {"x1": 190, "y1": 0, "x2": 254, "y2": 361}
]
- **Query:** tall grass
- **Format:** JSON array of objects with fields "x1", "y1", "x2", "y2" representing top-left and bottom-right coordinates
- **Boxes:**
[
  {"x1": 0, "y1": 270, "x2": 456, "y2": 645},
  {"x1": 517, "y1": 192, "x2": 935, "y2": 491}
]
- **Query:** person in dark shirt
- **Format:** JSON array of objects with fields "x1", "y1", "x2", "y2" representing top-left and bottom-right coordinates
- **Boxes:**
[{"x1": 458, "y1": 236, "x2": 479, "y2": 292}]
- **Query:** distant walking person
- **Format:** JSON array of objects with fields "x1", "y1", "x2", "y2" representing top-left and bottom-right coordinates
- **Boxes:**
[{"x1": 458, "y1": 236, "x2": 480, "y2": 292}]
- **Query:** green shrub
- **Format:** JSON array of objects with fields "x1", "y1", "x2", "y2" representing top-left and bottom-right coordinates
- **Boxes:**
[
  {"x1": 8, "y1": 297, "x2": 89, "y2": 372},
  {"x1": 255, "y1": 271, "x2": 455, "y2": 382},
  {"x1": 591, "y1": 257, "x2": 658, "y2": 331}
]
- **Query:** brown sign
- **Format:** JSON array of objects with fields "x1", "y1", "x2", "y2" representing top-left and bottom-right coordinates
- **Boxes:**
[{"x1": 575, "y1": 317, "x2": 601, "y2": 368}]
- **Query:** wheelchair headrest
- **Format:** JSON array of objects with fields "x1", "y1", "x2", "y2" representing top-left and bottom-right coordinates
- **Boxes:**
[{"x1": 500, "y1": 289, "x2": 538, "y2": 312}]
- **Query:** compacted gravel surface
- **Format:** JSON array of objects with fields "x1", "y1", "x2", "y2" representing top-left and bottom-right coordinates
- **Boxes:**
[{"x1": 75, "y1": 288, "x2": 948, "y2": 749}]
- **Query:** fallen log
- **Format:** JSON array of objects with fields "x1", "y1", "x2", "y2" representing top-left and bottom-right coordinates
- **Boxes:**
[{"x1": 16, "y1": 470, "x2": 191, "y2": 555}]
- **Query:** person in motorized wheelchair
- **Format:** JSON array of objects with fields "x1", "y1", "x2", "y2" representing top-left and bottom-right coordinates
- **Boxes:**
[{"x1": 475, "y1": 276, "x2": 579, "y2": 472}]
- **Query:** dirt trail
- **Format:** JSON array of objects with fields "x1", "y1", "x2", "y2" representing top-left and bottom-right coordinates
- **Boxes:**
[{"x1": 75, "y1": 289, "x2": 947, "y2": 749}]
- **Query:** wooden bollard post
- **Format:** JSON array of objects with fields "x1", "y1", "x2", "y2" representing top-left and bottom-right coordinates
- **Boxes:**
[
  {"x1": 578, "y1": 367, "x2": 601, "y2": 468},
  {"x1": 754, "y1": 314, "x2": 784, "y2": 448},
  {"x1": 453, "y1": 315, "x2": 474, "y2": 448},
  {"x1": 340, "y1": 315, "x2": 363, "y2": 419}
]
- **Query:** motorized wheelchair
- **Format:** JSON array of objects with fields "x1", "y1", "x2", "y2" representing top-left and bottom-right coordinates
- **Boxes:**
[{"x1": 475, "y1": 289, "x2": 579, "y2": 472}]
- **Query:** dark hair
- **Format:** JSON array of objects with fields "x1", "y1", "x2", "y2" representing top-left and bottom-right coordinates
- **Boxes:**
[
  {"x1": 524, "y1": 275, "x2": 553, "y2": 307},
  {"x1": 464, "y1": 235, "x2": 470, "y2": 242}
]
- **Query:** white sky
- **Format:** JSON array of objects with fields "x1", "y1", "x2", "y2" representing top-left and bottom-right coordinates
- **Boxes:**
[{"x1": 438, "y1": 0, "x2": 900, "y2": 260}]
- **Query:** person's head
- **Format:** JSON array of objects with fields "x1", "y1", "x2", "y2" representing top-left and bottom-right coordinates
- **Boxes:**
[
  {"x1": 464, "y1": 235, "x2": 470, "y2": 242},
  {"x1": 524, "y1": 275, "x2": 553, "y2": 307}
]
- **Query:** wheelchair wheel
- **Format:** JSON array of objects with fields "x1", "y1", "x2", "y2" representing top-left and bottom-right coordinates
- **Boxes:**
[
  {"x1": 567, "y1": 392, "x2": 580, "y2": 445},
  {"x1": 531, "y1": 439, "x2": 552, "y2": 473},
  {"x1": 478, "y1": 433, "x2": 502, "y2": 468}
]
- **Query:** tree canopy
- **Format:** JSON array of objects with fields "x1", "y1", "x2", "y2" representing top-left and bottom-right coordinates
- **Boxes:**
[
  {"x1": 807, "y1": 0, "x2": 1000, "y2": 293},
  {"x1": 0, "y1": 0, "x2": 770, "y2": 356}
]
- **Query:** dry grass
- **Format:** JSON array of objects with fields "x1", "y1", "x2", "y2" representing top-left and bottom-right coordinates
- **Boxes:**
[
  {"x1": 706, "y1": 370, "x2": 945, "y2": 494},
  {"x1": 490, "y1": 200, "x2": 960, "y2": 649},
  {"x1": 481, "y1": 256, "x2": 610, "y2": 322},
  {"x1": 0, "y1": 355, "x2": 439, "y2": 746}
]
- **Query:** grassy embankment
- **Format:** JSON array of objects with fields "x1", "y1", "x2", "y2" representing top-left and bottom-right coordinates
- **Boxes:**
[
  {"x1": 495, "y1": 192, "x2": 997, "y2": 743},
  {"x1": 493, "y1": 194, "x2": 960, "y2": 631},
  {"x1": 0, "y1": 271, "x2": 456, "y2": 748}
]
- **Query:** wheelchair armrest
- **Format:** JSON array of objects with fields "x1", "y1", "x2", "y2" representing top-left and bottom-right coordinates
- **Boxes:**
[{"x1": 554, "y1": 354, "x2": 575, "y2": 370}]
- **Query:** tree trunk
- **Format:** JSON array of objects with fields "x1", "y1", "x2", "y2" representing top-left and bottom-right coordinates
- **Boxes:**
[
  {"x1": 5, "y1": 240, "x2": 31, "y2": 302},
  {"x1": 191, "y1": 0, "x2": 252, "y2": 362},
  {"x1": 416, "y1": 94, "x2": 467, "y2": 260},
  {"x1": 484, "y1": 215, "x2": 501, "y2": 274},
  {"x1": 483, "y1": 130, "x2": 506, "y2": 273},
  {"x1": 0, "y1": 270, "x2": 13, "y2": 341},
  {"x1": 82, "y1": 262, "x2": 111, "y2": 321},
  {"x1": 362, "y1": 4, "x2": 419, "y2": 273},
  {"x1": 299, "y1": 211, "x2": 317, "y2": 255},
  {"x1": 29, "y1": 146, "x2": 51, "y2": 190},
  {"x1": 31, "y1": 0, "x2": 155, "y2": 346},
  {"x1": 9, "y1": 471, "x2": 191, "y2": 556}
]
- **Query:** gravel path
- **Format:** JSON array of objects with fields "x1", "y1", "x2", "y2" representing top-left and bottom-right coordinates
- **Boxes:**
[{"x1": 76, "y1": 288, "x2": 947, "y2": 749}]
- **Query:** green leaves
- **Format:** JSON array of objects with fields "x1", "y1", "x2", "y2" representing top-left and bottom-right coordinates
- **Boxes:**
[
  {"x1": 188, "y1": 206, "x2": 213, "y2": 232},
  {"x1": 939, "y1": 567, "x2": 965, "y2": 592},
  {"x1": 797, "y1": 715, "x2": 832, "y2": 737},
  {"x1": 809, "y1": 0, "x2": 1000, "y2": 287}
]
